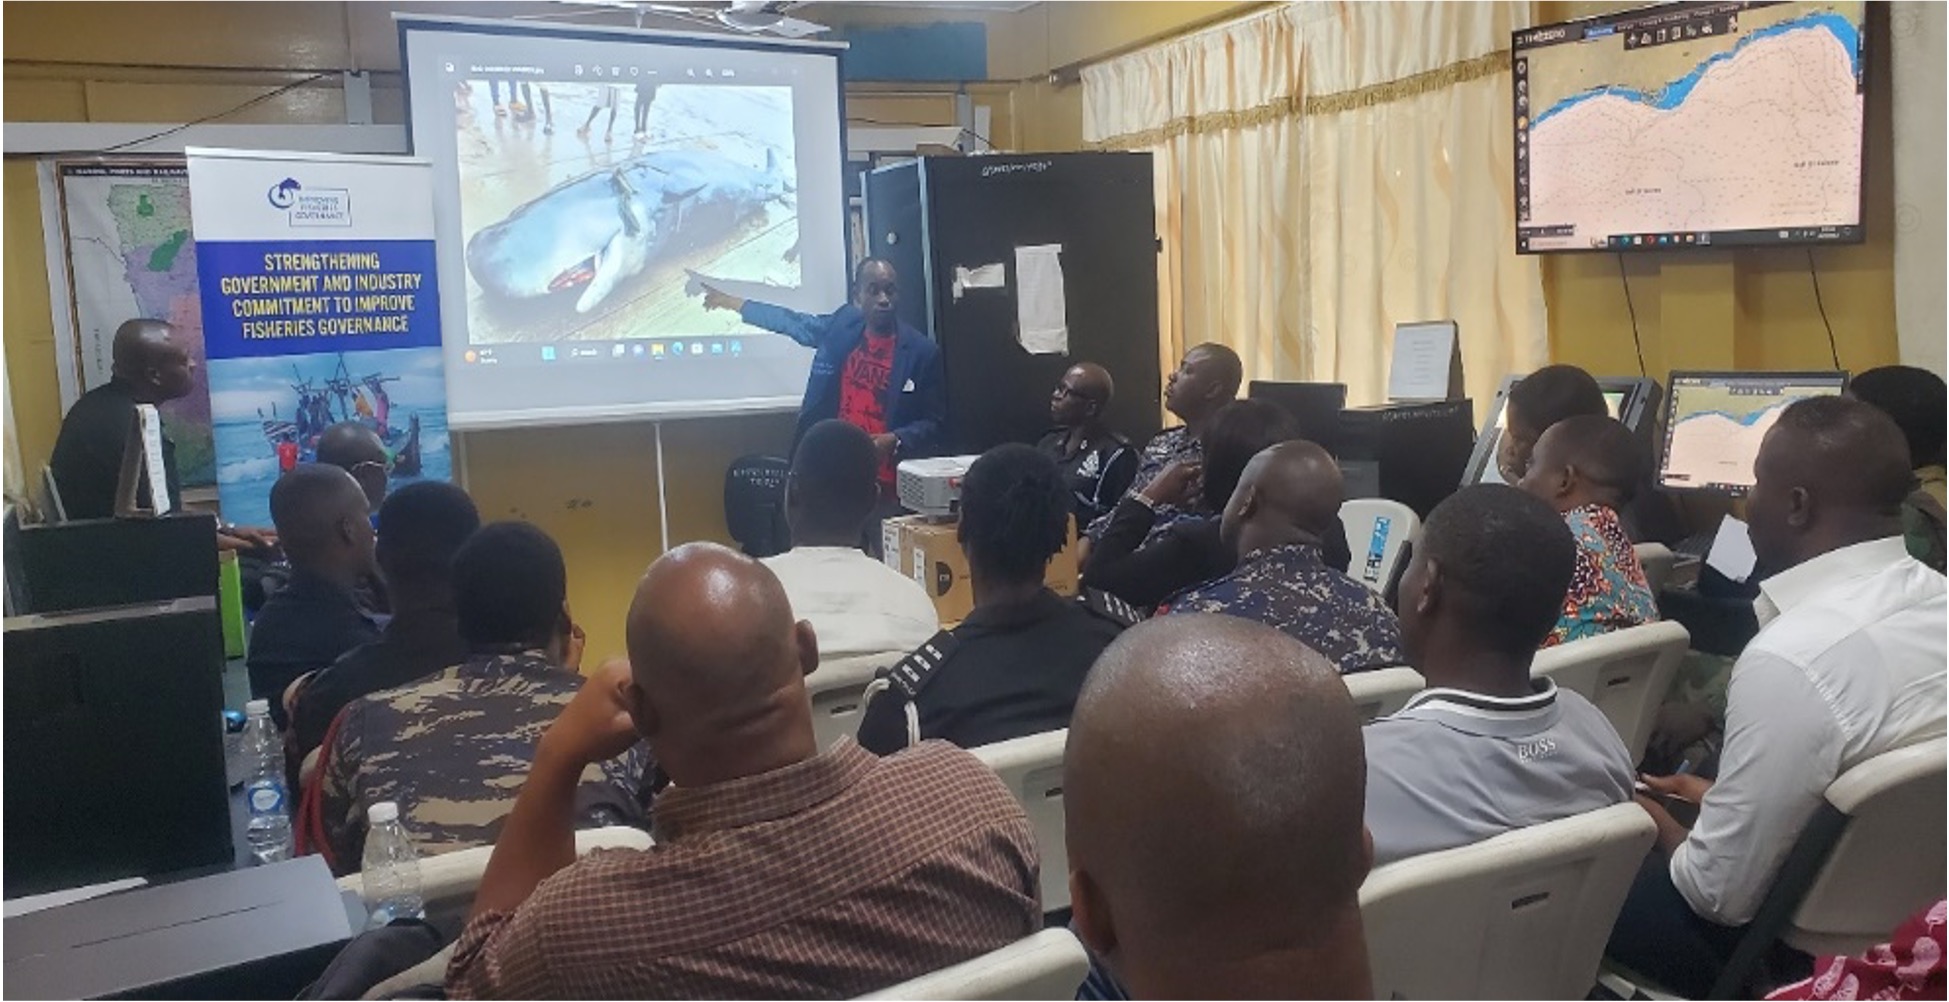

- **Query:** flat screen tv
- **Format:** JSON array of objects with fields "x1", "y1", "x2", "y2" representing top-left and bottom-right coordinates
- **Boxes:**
[{"x1": 1513, "y1": 1, "x2": 1867, "y2": 254}]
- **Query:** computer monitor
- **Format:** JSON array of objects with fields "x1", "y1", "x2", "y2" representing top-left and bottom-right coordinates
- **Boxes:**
[
  {"x1": 1462, "y1": 374, "x2": 1662, "y2": 486},
  {"x1": 1247, "y1": 381, "x2": 1347, "y2": 455},
  {"x1": 1656, "y1": 371, "x2": 1848, "y2": 495},
  {"x1": 1338, "y1": 399, "x2": 1476, "y2": 518}
]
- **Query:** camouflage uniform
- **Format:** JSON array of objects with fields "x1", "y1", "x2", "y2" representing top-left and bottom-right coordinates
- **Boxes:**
[
  {"x1": 1160, "y1": 542, "x2": 1406, "y2": 675},
  {"x1": 1084, "y1": 425, "x2": 1204, "y2": 543},
  {"x1": 316, "y1": 650, "x2": 652, "y2": 873}
]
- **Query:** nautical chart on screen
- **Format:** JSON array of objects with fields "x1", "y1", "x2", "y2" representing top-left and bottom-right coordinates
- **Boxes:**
[
  {"x1": 1514, "y1": 1, "x2": 1866, "y2": 254},
  {"x1": 1657, "y1": 374, "x2": 1844, "y2": 493}
]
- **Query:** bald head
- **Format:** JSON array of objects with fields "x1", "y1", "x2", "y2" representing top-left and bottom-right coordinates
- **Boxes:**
[
  {"x1": 109, "y1": 319, "x2": 195, "y2": 404},
  {"x1": 1051, "y1": 362, "x2": 1115, "y2": 428},
  {"x1": 1066, "y1": 614, "x2": 1371, "y2": 997},
  {"x1": 315, "y1": 422, "x2": 389, "y2": 510},
  {"x1": 1747, "y1": 396, "x2": 1913, "y2": 574},
  {"x1": 1220, "y1": 440, "x2": 1345, "y2": 558},
  {"x1": 268, "y1": 464, "x2": 374, "y2": 574},
  {"x1": 622, "y1": 542, "x2": 818, "y2": 786}
]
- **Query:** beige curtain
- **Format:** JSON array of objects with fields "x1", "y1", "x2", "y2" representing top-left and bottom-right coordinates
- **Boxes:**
[{"x1": 1084, "y1": 1, "x2": 1545, "y2": 414}]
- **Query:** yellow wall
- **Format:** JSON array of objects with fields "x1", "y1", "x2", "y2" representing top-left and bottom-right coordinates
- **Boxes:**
[
  {"x1": 1539, "y1": 2, "x2": 1899, "y2": 379},
  {"x1": 2, "y1": 1, "x2": 1239, "y2": 657}
]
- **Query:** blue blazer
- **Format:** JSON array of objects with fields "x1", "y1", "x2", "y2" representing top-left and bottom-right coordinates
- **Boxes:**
[{"x1": 742, "y1": 300, "x2": 946, "y2": 457}]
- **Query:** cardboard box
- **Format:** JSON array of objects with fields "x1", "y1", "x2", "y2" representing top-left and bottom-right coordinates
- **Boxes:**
[
  {"x1": 904, "y1": 519, "x2": 974, "y2": 624},
  {"x1": 880, "y1": 514, "x2": 926, "y2": 571},
  {"x1": 1047, "y1": 515, "x2": 1080, "y2": 597}
]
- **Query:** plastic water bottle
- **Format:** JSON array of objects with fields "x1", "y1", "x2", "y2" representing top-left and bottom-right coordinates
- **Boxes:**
[
  {"x1": 360, "y1": 802, "x2": 424, "y2": 928},
  {"x1": 240, "y1": 699, "x2": 293, "y2": 863}
]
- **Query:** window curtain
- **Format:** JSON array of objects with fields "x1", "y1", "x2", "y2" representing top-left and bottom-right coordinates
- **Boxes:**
[
  {"x1": 1890, "y1": 1, "x2": 1946, "y2": 376},
  {"x1": 1083, "y1": 1, "x2": 1545, "y2": 414}
]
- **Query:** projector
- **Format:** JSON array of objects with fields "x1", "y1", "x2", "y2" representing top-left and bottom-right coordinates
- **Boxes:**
[{"x1": 897, "y1": 455, "x2": 979, "y2": 517}]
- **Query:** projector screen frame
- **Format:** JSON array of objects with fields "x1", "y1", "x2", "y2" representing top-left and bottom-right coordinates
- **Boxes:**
[
  {"x1": 1510, "y1": 0, "x2": 1871, "y2": 256},
  {"x1": 395, "y1": 13, "x2": 851, "y2": 429}
]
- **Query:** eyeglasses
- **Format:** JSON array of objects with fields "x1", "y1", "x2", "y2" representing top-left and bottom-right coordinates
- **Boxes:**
[{"x1": 351, "y1": 458, "x2": 393, "y2": 476}]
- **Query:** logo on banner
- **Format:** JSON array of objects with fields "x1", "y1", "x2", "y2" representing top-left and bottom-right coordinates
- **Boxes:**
[{"x1": 267, "y1": 177, "x2": 352, "y2": 227}]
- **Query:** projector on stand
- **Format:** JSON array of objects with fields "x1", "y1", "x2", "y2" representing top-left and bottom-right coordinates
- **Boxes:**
[{"x1": 897, "y1": 455, "x2": 979, "y2": 518}]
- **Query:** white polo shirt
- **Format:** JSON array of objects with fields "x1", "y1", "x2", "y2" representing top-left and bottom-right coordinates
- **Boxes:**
[
  {"x1": 1364, "y1": 679, "x2": 1635, "y2": 867},
  {"x1": 1671, "y1": 536, "x2": 1947, "y2": 926},
  {"x1": 762, "y1": 546, "x2": 941, "y2": 660}
]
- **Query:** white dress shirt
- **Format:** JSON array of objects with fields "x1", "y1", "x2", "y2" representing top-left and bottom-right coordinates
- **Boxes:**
[
  {"x1": 762, "y1": 546, "x2": 941, "y2": 660},
  {"x1": 1671, "y1": 536, "x2": 1946, "y2": 925}
]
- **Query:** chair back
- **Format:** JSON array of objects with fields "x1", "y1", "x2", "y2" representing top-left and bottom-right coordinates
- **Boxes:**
[
  {"x1": 1787, "y1": 736, "x2": 1948, "y2": 957},
  {"x1": 856, "y1": 928, "x2": 1090, "y2": 1000},
  {"x1": 1343, "y1": 666, "x2": 1423, "y2": 723},
  {"x1": 971, "y1": 729, "x2": 1069, "y2": 913},
  {"x1": 1341, "y1": 498, "x2": 1419, "y2": 593},
  {"x1": 337, "y1": 825, "x2": 651, "y2": 930},
  {"x1": 1360, "y1": 803, "x2": 1656, "y2": 1000},
  {"x1": 1531, "y1": 621, "x2": 1689, "y2": 763},
  {"x1": 809, "y1": 653, "x2": 900, "y2": 752},
  {"x1": 1632, "y1": 542, "x2": 1676, "y2": 595},
  {"x1": 724, "y1": 455, "x2": 791, "y2": 558}
]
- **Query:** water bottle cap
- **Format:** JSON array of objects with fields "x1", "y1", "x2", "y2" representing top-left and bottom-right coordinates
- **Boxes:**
[
  {"x1": 244, "y1": 699, "x2": 271, "y2": 717},
  {"x1": 367, "y1": 801, "x2": 400, "y2": 824}
]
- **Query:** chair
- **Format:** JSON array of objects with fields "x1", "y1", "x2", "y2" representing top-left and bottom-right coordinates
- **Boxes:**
[
  {"x1": 335, "y1": 825, "x2": 651, "y2": 930},
  {"x1": 1634, "y1": 543, "x2": 1676, "y2": 595},
  {"x1": 724, "y1": 455, "x2": 791, "y2": 558},
  {"x1": 971, "y1": 729, "x2": 1069, "y2": 913},
  {"x1": 857, "y1": 928, "x2": 1090, "y2": 1000},
  {"x1": 1360, "y1": 803, "x2": 1657, "y2": 1000},
  {"x1": 809, "y1": 653, "x2": 900, "y2": 752},
  {"x1": 1341, "y1": 498, "x2": 1419, "y2": 593},
  {"x1": 1531, "y1": 621, "x2": 1690, "y2": 764},
  {"x1": 1343, "y1": 666, "x2": 1423, "y2": 723},
  {"x1": 1701, "y1": 736, "x2": 1948, "y2": 998}
]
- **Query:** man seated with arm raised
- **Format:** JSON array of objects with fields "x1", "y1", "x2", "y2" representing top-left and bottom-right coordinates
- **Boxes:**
[
  {"x1": 247, "y1": 464, "x2": 382, "y2": 728},
  {"x1": 1365, "y1": 484, "x2": 1634, "y2": 868},
  {"x1": 762, "y1": 419, "x2": 938, "y2": 661},
  {"x1": 1081, "y1": 342, "x2": 1244, "y2": 548},
  {"x1": 1516, "y1": 414, "x2": 1659, "y2": 646},
  {"x1": 1066, "y1": 614, "x2": 1375, "y2": 1000},
  {"x1": 310, "y1": 521, "x2": 645, "y2": 873},
  {"x1": 1163, "y1": 440, "x2": 1402, "y2": 674},
  {"x1": 1607, "y1": 397, "x2": 1946, "y2": 997},
  {"x1": 856, "y1": 444, "x2": 1134, "y2": 756},
  {"x1": 444, "y1": 543, "x2": 1039, "y2": 999}
]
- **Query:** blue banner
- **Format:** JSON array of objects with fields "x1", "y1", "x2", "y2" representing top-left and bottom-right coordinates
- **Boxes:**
[{"x1": 197, "y1": 239, "x2": 442, "y2": 359}]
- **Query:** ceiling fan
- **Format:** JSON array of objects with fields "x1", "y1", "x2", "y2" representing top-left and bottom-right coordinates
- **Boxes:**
[{"x1": 557, "y1": 1, "x2": 831, "y2": 38}]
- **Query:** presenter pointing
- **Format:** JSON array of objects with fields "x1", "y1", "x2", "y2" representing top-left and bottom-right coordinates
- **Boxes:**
[{"x1": 699, "y1": 258, "x2": 945, "y2": 498}]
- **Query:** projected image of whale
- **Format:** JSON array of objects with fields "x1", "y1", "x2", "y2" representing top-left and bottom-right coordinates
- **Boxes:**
[
  {"x1": 466, "y1": 149, "x2": 792, "y2": 314},
  {"x1": 451, "y1": 81, "x2": 800, "y2": 343}
]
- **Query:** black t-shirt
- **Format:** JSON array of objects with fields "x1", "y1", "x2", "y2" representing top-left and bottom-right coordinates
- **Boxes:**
[
  {"x1": 856, "y1": 589, "x2": 1130, "y2": 754},
  {"x1": 288, "y1": 605, "x2": 467, "y2": 761},
  {"x1": 1083, "y1": 497, "x2": 1355, "y2": 611},
  {"x1": 47, "y1": 379, "x2": 181, "y2": 520},
  {"x1": 246, "y1": 568, "x2": 382, "y2": 728},
  {"x1": 1035, "y1": 426, "x2": 1138, "y2": 529}
]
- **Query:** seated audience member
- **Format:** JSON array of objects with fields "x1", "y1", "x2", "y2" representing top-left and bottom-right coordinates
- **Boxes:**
[
  {"x1": 857, "y1": 444, "x2": 1133, "y2": 755},
  {"x1": 48, "y1": 318, "x2": 272, "y2": 550},
  {"x1": 1516, "y1": 414, "x2": 1659, "y2": 646},
  {"x1": 1848, "y1": 364, "x2": 1947, "y2": 571},
  {"x1": 1498, "y1": 363, "x2": 1609, "y2": 482},
  {"x1": 315, "y1": 420, "x2": 391, "y2": 513},
  {"x1": 310, "y1": 521, "x2": 646, "y2": 872},
  {"x1": 762, "y1": 419, "x2": 938, "y2": 660},
  {"x1": 247, "y1": 464, "x2": 382, "y2": 726},
  {"x1": 444, "y1": 543, "x2": 1038, "y2": 999},
  {"x1": 1083, "y1": 342, "x2": 1242, "y2": 543},
  {"x1": 1066, "y1": 614, "x2": 1373, "y2": 1000},
  {"x1": 1608, "y1": 398, "x2": 1947, "y2": 997},
  {"x1": 1037, "y1": 362, "x2": 1137, "y2": 527},
  {"x1": 287, "y1": 481, "x2": 481, "y2": 765},
  {"x1": 1084, "y1": 399, "x2": 1353, "y2": 610},
  {"x1": 1163, "y1": 441, "x2": 1402, "y2": 673},
  {"x1": 1366, "y1": 484, "x2": 1634, "y2": 867}
]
